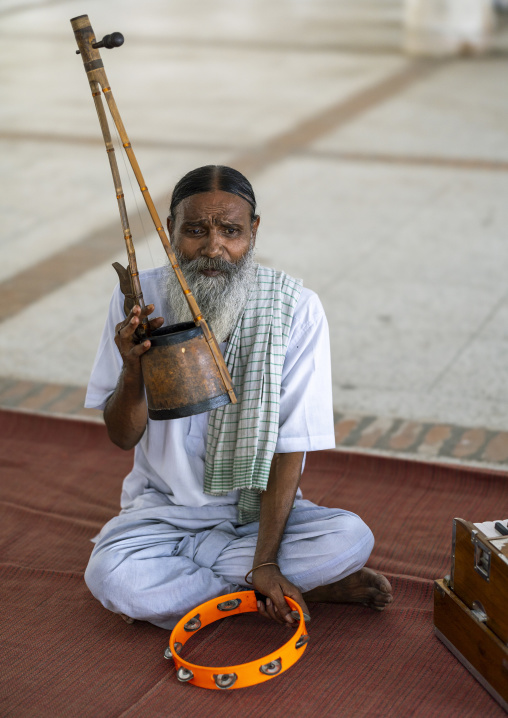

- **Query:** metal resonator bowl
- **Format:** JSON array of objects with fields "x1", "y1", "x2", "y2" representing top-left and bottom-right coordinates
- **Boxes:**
[{"x1": 141, "y1": 321, "x2": 231, "y2": 420}]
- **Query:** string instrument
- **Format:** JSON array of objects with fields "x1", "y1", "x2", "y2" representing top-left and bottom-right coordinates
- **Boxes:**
[{"x1": 71, "y1": 15, "x2": 237, "y2": 419}]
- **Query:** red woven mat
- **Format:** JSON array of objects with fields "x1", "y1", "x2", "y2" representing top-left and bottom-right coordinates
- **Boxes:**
[{"x1": 0, "y1": 410, "x2": 506, "y2": 717}]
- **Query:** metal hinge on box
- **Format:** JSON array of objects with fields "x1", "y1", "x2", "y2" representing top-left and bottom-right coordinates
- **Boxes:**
[{"x1": 471, "y1": 530, "x2": 491, "y2": 582}]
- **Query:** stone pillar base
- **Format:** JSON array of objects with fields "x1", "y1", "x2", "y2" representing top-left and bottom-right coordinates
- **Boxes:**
[{"x1": 404, "y1": 0, "x2": 495, "y2": 56}]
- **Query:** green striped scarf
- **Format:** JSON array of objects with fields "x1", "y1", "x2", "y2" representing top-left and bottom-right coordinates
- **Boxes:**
[{"x1": 204, "y1": 265, "x2": 302, "y2": 524}]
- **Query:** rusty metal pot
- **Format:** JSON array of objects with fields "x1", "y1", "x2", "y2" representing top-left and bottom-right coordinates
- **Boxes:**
[{"x1": 141, "y1": 322, "x2": 231, "y2": 420}]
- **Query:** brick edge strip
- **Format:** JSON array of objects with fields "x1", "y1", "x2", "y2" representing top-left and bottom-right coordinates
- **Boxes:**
[{"x1": 334, "y1": 413, "x2": 508, "y2": 467}]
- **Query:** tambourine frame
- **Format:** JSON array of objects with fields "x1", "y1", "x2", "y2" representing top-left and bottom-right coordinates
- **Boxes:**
[{"x1": 167, "y1": 590, "x2": 310, "y2": 690}]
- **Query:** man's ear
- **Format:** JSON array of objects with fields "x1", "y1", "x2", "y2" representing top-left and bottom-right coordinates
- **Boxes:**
[
  {"x1": 251, "y1": 215, "x2": 260, "y2": 244},
  {"x1": 167, "y1": 216, "x2": 174, "y2": 239}
]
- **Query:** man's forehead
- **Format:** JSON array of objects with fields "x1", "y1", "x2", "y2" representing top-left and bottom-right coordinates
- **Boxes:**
[{"x1": 177, "y1": 191, "x2": 251, "y2": 222}]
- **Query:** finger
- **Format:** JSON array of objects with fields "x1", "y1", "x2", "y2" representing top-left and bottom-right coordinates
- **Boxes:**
[
  {"x1": 148, "y1": 316, "x2": 164, "y2": 331},
  {"x1": 265, "y1": 597, "x2": 285, "y2": 625},
  {"x1": 128, "y1": 340, "x2": 151, "y2": 357},
  {"x1": 278, "y1": 581, "x2": 311, "y2": 623},
  {"x1": 126, "y1": 304, "x2": 142, "y2": 319},
  {"x1": 139, "y1": 303, "x2": 156, "y2": 318},
  {"x1": 273, "y1": 595, "x2": 295, "y2": 625},
  {"x1": 116, "y1": 306, "x2": 161, "y2": 341},
  {"x1": 273, "y1": 604, "x2": 293, "y2": 629},
  {"x1": 116, "y1": 312, "x2": 142, "y2": 340},
  {"x1": 264, "y1": 597, "x2": 282, "y2": 624},
  {"x1": 266, "y1": 583, "x2": 296, "y2": 625},
  {"x1": 281, "y1": 584, "x2": 310, "y2": 623},
  {"x1": 115, "y1": 304, "x2": 143, "y2": 332},
  {"x1": 256, "y1": 600, "x2": 270, "y2": 620},
  {"x1": 257, "y1": 599, "x2": 282, "y2": 624}
]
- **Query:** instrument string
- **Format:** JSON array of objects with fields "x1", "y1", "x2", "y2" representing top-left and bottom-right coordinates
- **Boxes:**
[{"x1": 112, "y1": 121, "x2": 157, "y2": 270}]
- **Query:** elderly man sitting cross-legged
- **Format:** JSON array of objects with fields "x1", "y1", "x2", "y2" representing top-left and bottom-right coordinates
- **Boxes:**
[{"x1": 84, "y1": 165, "x2": 393, "y2": 628}]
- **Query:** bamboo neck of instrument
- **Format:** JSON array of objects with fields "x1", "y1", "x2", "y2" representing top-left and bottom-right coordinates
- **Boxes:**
[
  {"x1": 72, "y1": 14, "x2": 236, "y2": 401},
  {"x1": 71, "y1": 15, "x2": 230, "y2": 360}
]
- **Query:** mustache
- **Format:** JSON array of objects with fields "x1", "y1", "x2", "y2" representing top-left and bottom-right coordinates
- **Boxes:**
[{"x1": 176, "y1": 252, "x2": 249, "y2": 277}]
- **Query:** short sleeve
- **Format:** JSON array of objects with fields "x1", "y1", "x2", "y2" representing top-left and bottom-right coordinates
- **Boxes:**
[
  {"x1": 84, "y1": 285, "x2": 125, "y2": 410},
  {"x1": 275, "y1": 288, "x2": 336, "y2": 453}
]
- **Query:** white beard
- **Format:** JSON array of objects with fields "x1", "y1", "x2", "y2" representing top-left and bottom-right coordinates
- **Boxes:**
[{"x1": 164, "y1": 245, "x2": 257, "y2": 343}]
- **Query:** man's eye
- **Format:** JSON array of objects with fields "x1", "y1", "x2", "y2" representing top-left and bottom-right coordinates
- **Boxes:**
[
  {"x1": 186, "y1": 228, "x2": 203, "y2": 236},
  {"x1": 224, "y1": 227, "x2": 239, "y2": 236}
]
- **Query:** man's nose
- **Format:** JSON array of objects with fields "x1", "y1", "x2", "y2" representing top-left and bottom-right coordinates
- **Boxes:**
[{"x1": 201, "y1": 228, "x2": 222, "y2": 258}]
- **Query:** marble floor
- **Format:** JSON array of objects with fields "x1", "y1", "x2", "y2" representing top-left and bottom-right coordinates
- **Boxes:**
[{"x1": 1, "y1": 0, "x2": 508, "y2": 465}]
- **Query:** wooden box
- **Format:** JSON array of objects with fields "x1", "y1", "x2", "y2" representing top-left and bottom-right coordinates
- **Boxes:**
[
  {"x1": 434, "y1": 518, "x2": 508, "y2": 712},
  {"x1": 434, "y1": 579, "x2": 508, "y2": 712},
  {"x1": 451, "y1": 518, "x2": 508, "y2": 644}
]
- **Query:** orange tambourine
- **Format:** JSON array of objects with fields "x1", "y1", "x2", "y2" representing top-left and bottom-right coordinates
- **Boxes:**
[{"x1": 164, "y1": 590, "x2": 310, "y2": 690}]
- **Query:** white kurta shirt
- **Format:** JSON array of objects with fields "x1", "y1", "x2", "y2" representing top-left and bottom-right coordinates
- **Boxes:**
[{"x1": 85, "y1": 266, "x2": 335, "y2": 510}]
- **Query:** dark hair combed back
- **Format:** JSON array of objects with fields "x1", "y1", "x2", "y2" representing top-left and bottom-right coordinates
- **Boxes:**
[{"x1": 169, "y1": 165, "x2": 257, "y2": 219}]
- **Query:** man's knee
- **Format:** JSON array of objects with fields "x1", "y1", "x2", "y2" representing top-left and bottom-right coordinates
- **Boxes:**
[
  {"x1": 286, "y1": 510, "x2": 374, "y2": 591},
  {"x1": 84, "y1": 550, "x2": 120, "y2": 610},
  {"x1": 312, "y1": 511, "x2": 374, "y2": 575},
  {"x1": 85, "y1": 550, "x2": 161, "y2": 622},
  {"x1": 337, "y1": 512, "x2": 375, "y2": 565}
]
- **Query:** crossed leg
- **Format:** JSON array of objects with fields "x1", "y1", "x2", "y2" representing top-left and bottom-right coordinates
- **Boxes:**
[{"x1": 85, "y1": 500, "x2": 392, "y2": 628}]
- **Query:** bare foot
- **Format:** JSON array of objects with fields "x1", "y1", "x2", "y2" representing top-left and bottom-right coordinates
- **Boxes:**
[
  {"x1": 303, "y1": 568, "x2": 393, "y2": 611},
  {"x1": 119, "y1": 613, "x2": 135, "y2": 624}
]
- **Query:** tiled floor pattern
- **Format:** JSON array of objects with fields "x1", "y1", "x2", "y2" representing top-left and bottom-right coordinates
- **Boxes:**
[{"x1": 2, "y1": 377, "x2": 507, "y2": 469}]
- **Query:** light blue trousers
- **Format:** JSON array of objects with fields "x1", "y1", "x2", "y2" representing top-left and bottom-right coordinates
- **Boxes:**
[{"x1": 85, "y1": 498, "x2": 374, "y2": 630}]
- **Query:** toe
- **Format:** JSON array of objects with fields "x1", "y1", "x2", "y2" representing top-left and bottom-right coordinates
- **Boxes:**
[{"x1": 375, "y1": 574, "x2": 392, "y2": 593}]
